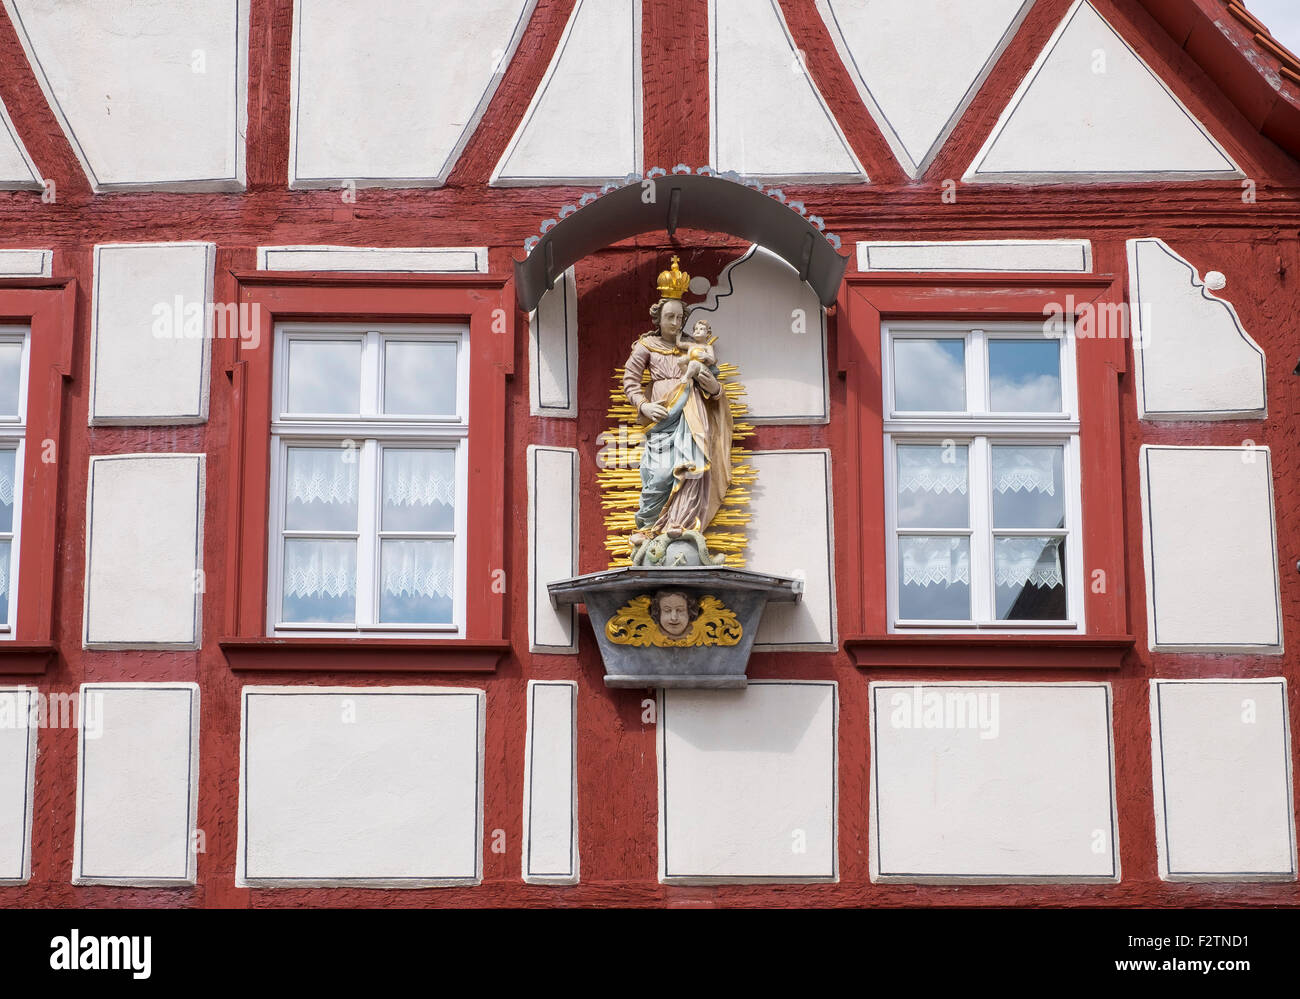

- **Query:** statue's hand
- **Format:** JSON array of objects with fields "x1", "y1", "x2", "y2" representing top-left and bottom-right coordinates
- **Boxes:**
[{"x1": 640, "y1": 402, "x2": 669, "y2": 422}]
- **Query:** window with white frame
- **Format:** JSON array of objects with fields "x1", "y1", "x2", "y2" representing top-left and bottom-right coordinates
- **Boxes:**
[
  {"x1": 0, "y1": 326, "x2": 27, "y2": 638},
  {"x1": 269, "y1": 323, "x2": 469, "y2": 637},
  {"x1": 883, "y1": 321, "x2": 1083, "y2": 631}
]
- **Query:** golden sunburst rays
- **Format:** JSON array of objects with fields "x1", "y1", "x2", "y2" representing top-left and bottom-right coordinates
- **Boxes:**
[{"x1": 598, "y1": 362, "x2": 755, "y2": 567}]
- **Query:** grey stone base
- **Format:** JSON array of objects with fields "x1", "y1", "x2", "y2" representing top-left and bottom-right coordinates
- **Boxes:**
[
  {"x1": 549, "y1": 565, "x2": 803, "y2": 688},
  {"x1": 603, "y1": 674, "x2": 749, "y2": 689}
]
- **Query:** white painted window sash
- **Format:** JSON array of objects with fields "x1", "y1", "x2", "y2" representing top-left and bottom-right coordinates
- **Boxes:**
[
  {"x1": 883, "y1": 321, "x2": 1084, "y2": 634},
  {"x1": 0, "y1": 326, "x2": 29, "y2": 639},
  {"x1": 269, "y1": 323, "x2": 469, "y2": 638}
]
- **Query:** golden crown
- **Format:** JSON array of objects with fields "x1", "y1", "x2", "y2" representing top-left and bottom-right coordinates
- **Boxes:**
[{"x1": 656, "y1": 256, "x2": 691, "y2": 300}]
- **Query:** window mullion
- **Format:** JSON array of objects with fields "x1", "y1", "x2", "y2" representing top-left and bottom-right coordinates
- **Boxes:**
[
  {"x1": 361, "y1": 331, "x2": 381, "y2": 417},
  {"x1": 970, "y1": 436, "x2": 993, "y2": 623},
  {"x1": 355, "y1": 440, "x2": 379, "y2": 628},
  {"x1": 969, "y1": 328, "x2": 987, "y2": 414},
  {"x1": 1067, "y1": 433, "x2": 1085, "y2": 626},
  {"x1": 268, "y1": 434, "x2": 285, "y2": 629}
]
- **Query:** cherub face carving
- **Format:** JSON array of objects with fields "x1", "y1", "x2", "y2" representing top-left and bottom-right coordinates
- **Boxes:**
[
  {"x1": 657, "y1": 592, "x2": 690, "y2": 637},
  {"x1": 650, "y1": 589, "x2": 700, "y2": 638}
]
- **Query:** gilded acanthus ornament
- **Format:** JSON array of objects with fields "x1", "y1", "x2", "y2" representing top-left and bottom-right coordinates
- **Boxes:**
[{"x1": 604, "y1": 592, "x2": 743, "y2": 648}]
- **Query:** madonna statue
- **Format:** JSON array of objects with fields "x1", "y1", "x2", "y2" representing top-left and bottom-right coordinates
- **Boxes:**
[{"x1": 621, "y1": 256, "x2": 734, "y2": 562}]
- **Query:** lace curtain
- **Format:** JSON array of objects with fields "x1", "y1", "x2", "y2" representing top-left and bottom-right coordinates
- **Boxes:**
[
  {"x1": 283, "y1": 542, "x2": 454, "y2": 600},
  {"x1": 994, "y1": 537, "x2": 1064, "y2": 588},
  {"x1": 901, "y1": 537, "x2": 970, "y2": 587},
  {"x1": 382, "y1": 541, "x2": 453, "y2": 599},
  {"x1": 283, "y1": 542, "x2": 355, "y2": 598},
  {"x1": 992, "y1": 449, "x2": 1057, "y2": 496},
  {"x1": 901, "y1": 536, "x2": 1063, "y2": 588},
  {"x1": 288, "y1": 449, "x2": 357, "y2": 505},
  {"x1": 898, "y1": 448, "x2": 967, "y2": 495},
  {"x1": 898, "y1": 446, "x2": 1058, "y2": 496},
  {"x1": 286, "y1": 449, "x2": 455, "y2": 508},
  {"x1": 384, "y1": 450, "x2": 455, "y2": 508},
  {"x1": 0, "y1": 450, "x2": 13, "y2": 506}
]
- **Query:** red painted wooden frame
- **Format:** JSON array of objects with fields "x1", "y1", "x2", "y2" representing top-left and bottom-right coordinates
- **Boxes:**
[
  {"x1": 835, "y1": 274, "x2": 1136, "y2": 669},
  {"x1": 218, "y1": 272, "x2": 513, "y2": 673},
  {"x1": 0, "y1": 279, "x2": 75, "y2": 674}
]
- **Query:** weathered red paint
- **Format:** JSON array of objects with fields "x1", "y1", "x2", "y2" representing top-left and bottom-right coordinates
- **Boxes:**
[
  {"x1": 0, "y1": 0, "x2": 1291, "y2": 909},
  {"x1": 0, "y1": 279, "x2": 75, "y2": 671}
]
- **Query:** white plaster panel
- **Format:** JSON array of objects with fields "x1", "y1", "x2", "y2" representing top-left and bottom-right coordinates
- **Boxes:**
[
  {"x1": 523, "y1": 681, "x2": 578, "y2": 884},
  {"x1": 493, "y1": 0, "x2": 642, "y2": 185},
  {"x1": 73, "y1": 684, "x2": 199, "y2": 886},
  {"x1": 91, "y1": 242, "x2": 214, "y2": 424},
  {"x1": 747, "y1": 450, "x2": 836, "y2": 650},
  {"x1": 257, "y1": 246, "x2": 488, "y2": 273},
  {"x1": 0, "y1": 249, "x2": 52, "y2": 277},
  {"x1": 965, "y1": 0, "x2": 1240, "y2": 183},
  {"x1": 1151, "y1": 679, "x2": 1296, "y2": 881},
  {"x1": 1141, "y1": 446, "x2": 1282, "y2": 653},
  {"x1": 659, "y1": 681, "x2": 837, "y2": 883},
  {"x1": 4, "y1": 0, "x2": 248, "y2": 191},
  {"x1": 83, "y1": 455, "x2": 205, "y2": 649},
  {"x1": 689, "y1": 246, "x2": 828, "y2": 423},
  {"x1": 291, "y1": 0, "x2": 534, "y2": 187},
  {"x1": 238, "y1": 687, "x2": 484, "y2": 887},
  {"x1": 0, "y1": 96, "x2": 41, "y2": 189},
  {"x1": 1127, "y1": 238, "x2": 1267, "y2": 419},
  {"x1": 529, "y1": 266, "x2": 578, "y2": 417},
  {"x1": 711, "y1": 0, "x2": 864, "y2": 182},
  {"x1": 0, "y1": 687, "x2": 36, "y2": 884},
  {"x1": 857, "y1": 239, "x2": 1093, "y2": 273},
  {"x1": 871, "y1": 682, "x2": 1119, "y2": 882},
  {"x1": 817, "y1": 0, "x2": 1031, "y2": 177},
  {"x1": 528, "y1": 446, "x2": 579, "y2": 654}
]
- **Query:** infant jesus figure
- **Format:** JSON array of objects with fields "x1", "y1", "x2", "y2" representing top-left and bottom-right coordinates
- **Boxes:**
[{"x1": 682, "y1": 317, "x2": 717, "y2": 383}]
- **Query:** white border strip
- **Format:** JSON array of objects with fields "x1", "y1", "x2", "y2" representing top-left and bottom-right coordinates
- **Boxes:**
[
  {"x1": 257, "y1": 245, "x2": 489, "y2": 273},
  {"x1": 857, "y1": 239, "x2": 1093, "y2": 274},
  {"x1": 0, "y1": 95, "x2": 42, "y2": 189},
  {"x1": 1139, "y1": 445, "x2": 1283, "y2": 654},
  {"x1": 708, "y1": 0, "x2": 867, "y2": 184},
  {"x1": 1, "y1": 0, "x2": 248, "y2": 192},
  {"x1": 0, "y1": 249, "x2": 52, "y2": 278},
  {"x1": 527, "y1": 445, "x2": 579, "y2": 654},
  {"x1": 1150, "y1": 678, "x2": 1297, "y2": 883},
  {"x1": 1127, "y1": 237, "x2": 1267, "y2": 420},
  {"x1": 89, "y1": 242, "x2": 215, "y2": 426},
  {"x1": 815, "y1": 0, "x2": 1032, "y2": 179},
  {"x1": 869, "y1": 680, "x2": 1121, "y2": 885},
  {"x1": 289, "y1": 0, "x2": 538, "y2": 189},
  {"x1": 491, "y1": 0, "x2": 643, "y2": 186},
  {"x1": 523, "y1": 680, "x2": 579, "y2": 884},
  {"x1": 963, "y1": 0, "x2": 1242, "y2": 184},
  {"x1": 236, "y1": 685, "x2": 486, "y2": 888},
  {"x1": 529, "y1": 266, "x2": 579, "y2": 418},
  {"x1": 658, "y1": 680, "x2": 839, "y2": 885},
  {"x1": 0, "y1": 687, "x2": 37, "y2": 885},
  {"x1": 83, "y1": 454, "x2": 206, "y2": 650},
  {"x1": 72, "y1": 682, "x2": 201, "y2": 887}
]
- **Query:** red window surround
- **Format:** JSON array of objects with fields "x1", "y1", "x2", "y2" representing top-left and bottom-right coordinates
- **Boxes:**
[
  {"x1": 217, "y1": 272, "x2": 513, "y2": 673},
  {"x1": 835, "y1": 274, "x2": 1136, "y2": 669},
  {"x1": 0, "y1": 279, "x2": 75, "y2": 674}
]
